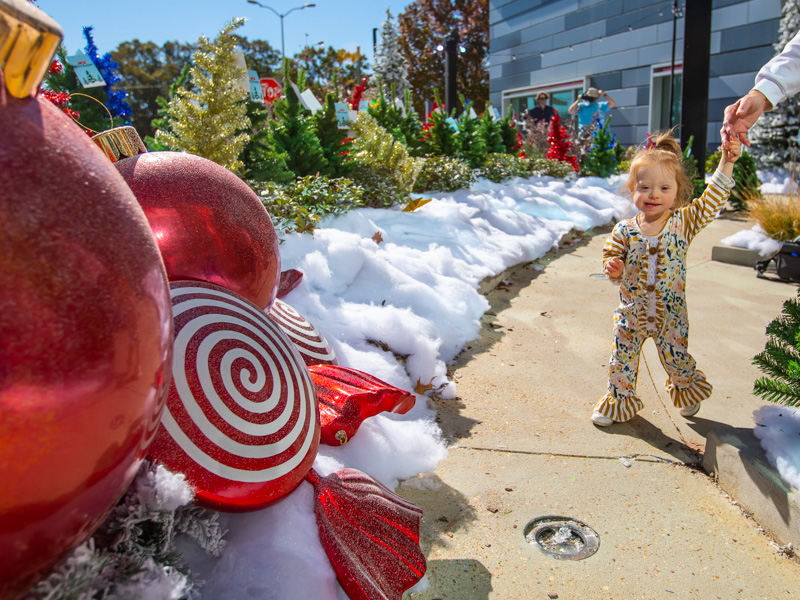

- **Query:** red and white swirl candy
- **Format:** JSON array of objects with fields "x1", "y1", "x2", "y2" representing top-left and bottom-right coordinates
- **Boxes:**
[
  {"x1": 148, "y1": 281, "x2": 320, "y2": 511},
  {"x1": 268, "y1": 298, "x2": 338, "y2": 367}
]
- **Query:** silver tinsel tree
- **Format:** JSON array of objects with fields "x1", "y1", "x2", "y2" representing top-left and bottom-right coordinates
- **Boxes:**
[
  {"x1": 750, "y1": 0, "x2": 800, "y2": 169},
  {"x1": 373, "y1": 8, "x2": 409, "y2": 97}
]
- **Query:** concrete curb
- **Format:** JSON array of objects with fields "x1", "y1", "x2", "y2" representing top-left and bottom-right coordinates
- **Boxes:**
[
  {"x1": 703, "y1": 426, "x2": 800, "y2": 550},
  {"x1": 711, "y1": 244, "x2": 763, "y2": 267}
]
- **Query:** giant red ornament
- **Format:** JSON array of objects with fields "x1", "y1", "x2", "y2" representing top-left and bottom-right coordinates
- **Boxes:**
[
  {"x1": 149, "y1": 282, "x2": 320, "y2": 511},
  {"x1": 0, "y1": 73, "x2": 173, "y2": 595},
  {"x1": 115, "y1": 151, "x2": 281, "y2": 310}
]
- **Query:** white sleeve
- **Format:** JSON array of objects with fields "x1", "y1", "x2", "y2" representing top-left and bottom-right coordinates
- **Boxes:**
[{"x1": 753, "y1": 30, "x2": 800, "y2": 108}]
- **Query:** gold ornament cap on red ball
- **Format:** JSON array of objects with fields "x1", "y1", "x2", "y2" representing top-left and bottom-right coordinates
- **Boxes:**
[
  {"x1": 0, "y1": 0, "x2": 63, "y2": 98},
  {"x1": 93, "y1": 126, "x2": 149, "y2": 163}
]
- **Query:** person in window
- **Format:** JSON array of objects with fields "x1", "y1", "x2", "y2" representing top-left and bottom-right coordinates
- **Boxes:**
[
  {"x1": 568, "y1": 87, "x2": 616, "y2": 128},
  {"x1": 528, "y1": 92, "x2": 557, "y2": 125}
]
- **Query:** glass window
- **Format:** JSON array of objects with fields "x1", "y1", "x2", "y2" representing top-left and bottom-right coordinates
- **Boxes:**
[{"x1": 651, "y1": 72, "x2": 682, "y2": 131}]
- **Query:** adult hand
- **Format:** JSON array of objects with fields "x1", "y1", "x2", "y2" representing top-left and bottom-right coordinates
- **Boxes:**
[{"x1": 721, "y1": 90, "x2": 771, "y2": 148}]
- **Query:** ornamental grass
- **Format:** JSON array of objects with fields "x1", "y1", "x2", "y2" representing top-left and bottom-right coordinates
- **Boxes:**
[{"x1": 747, "y1": 191, "x2": 800, "y2": 241}]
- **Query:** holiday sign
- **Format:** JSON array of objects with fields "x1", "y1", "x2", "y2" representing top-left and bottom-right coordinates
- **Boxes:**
[
  {"x1": 260, "y1": 77, "x2": 282, "y2": 105},
  {"x1": 65, "y1": 50, "x2": 105, "y2": 88}
]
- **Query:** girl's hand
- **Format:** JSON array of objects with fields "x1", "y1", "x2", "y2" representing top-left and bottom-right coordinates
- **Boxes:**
[
  {"x1": 604, "y1": 257, "x2": 624, "y2": 279},
  {"x1": 724, "y1": 137, "x2": 742, "y2": 163}
]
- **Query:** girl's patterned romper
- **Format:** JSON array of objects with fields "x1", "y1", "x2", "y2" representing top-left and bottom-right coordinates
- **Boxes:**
[{"x1": 594, "y1": 171, "x2": 734, "y2": 422}]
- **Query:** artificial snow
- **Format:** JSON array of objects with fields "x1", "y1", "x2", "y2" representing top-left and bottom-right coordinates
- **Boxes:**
[
  {"x1": 754, "y1": 406, "x2": 800, "y2": 491},
  {"x1": 720, "y1": 225, "x2": 782, "y2": 257}
]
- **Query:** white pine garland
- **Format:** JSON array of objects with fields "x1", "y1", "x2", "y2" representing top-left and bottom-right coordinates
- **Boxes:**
[{"x1": 27, "y1": 462, "x2": 226, "y2": 600}]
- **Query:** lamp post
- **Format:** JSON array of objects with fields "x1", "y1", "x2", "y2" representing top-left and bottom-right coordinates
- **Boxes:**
[{"x1": 246, "y1": 0, "x2": 315, "y2": 63}]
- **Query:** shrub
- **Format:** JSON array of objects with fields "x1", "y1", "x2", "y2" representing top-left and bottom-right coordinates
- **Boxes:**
[
  {"x1": 705, "y1": 147, "x2": 762, "y2": 210},
  {"x1": 747, "y1": 194, "x2": 800, "y2": 241},
  {"x1": 349, "y1": 164, "x2": 412, "y2": 208},
  {"x1": 528, "y1": 157, "x2": 577, "y2": 180},
  {"x1": 413, "y1": 155, "x2": 475, "y2": 192},
  {"x1": 479, "y1": 153, "x2": 530, "y2": 183},
  {"x1": 257, "y1": 175, "x2": 364, "y2": 236}
]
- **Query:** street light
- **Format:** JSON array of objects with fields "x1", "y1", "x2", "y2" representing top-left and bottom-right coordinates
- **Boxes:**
[{"x1": 246, "y1": 0, "x2": 315, "y2": 63}]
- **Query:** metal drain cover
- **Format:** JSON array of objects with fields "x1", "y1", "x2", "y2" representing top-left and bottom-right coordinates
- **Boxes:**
[{"x1": 524, "y1": 516, "x2": 600, "y2": 560}]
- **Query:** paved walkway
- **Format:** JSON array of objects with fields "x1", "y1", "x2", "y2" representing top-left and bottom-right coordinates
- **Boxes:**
[{"x1": 401, "y1": 214, "x2": 800, "y2": 599}]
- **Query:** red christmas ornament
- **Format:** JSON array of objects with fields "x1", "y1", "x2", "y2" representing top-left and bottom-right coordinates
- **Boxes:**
[
  {"x1": 306, "y1": 468, "x2": 426, "y2": 600},
  {"x1": 268, "y1": 298, "x2": 338, "y2": 367},
  {"x1": 309, "y1": 365, "x2": 415, "y2": 446},
  {"x1": 0, "y1": 81, "x2": 173, "y2": 592},
  {"x1": 148, "y1": 282, "x2": 320, "y2": 511},
  {"x1": 115, "y1": 152, "x2": 281, "y2": 310}
]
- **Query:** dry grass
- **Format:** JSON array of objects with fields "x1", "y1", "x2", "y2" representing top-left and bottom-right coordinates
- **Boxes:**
[{"x1": 747, "y1": 192, "x2": 800, "y2": 241}]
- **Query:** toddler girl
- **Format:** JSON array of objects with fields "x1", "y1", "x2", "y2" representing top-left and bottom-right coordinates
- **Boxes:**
[{"x1": 593, "y1": 132, "x2": 741, "y2": 426}]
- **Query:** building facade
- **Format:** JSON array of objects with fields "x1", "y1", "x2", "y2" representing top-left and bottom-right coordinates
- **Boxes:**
[{"x1": 489, "y1": 0, "x2": 782, "y2": 151}]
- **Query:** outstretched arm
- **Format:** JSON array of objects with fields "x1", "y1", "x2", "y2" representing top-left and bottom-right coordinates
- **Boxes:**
[
  {"x1": 721, "y1": 30, "x2": 800, "y2": 148},
  {"x1": 721, "y1": 91, "x2": 770, "y2": 148}
]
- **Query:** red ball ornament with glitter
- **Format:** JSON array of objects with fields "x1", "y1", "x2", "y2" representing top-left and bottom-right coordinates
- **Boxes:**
[
  {"x1": 115, "y1": 152, "x2": 282, "y2": 310},
  {"x1": 0, "y1": 11, "x2": 173, "y2": 597}
]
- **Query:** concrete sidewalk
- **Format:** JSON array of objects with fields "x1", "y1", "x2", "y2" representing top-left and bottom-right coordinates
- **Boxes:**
[{"x1": 400, "y1": 213, "x2": 800, "y2": 599}]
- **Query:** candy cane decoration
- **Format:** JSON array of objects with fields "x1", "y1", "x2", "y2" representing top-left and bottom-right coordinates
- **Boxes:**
[{"x1": 148, "y1": 282, "x2": 319, "y2": 511}]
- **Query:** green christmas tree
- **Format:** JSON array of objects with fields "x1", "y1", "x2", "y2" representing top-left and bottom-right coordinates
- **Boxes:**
[
  {"x1": 368, "y1": 80, "x2": 406, "y2": 143},
  {"x1": 155, "y1": 19, "x2": 250, "y2": 173},
  {"x1": 457, "y1": 95, "x2": 486, "y2": 169},
  {"x1": 753, "y1": 289, "x2": 800, "y2": 406},
  {"x1": 270, "y1": 59, "x2": 328, "y2": 177},
  {"x1": 239, "y1": 100, "x2": 294, "y2": 183},
  {"x1": 419, "y1": 92, "x2": 461, "y2": 157},
  {"x1": 314, "y1": 93, "x2": 353, "y2": 178},
  {"x1": 398, "y1": 88, "x2": 424, "y2": 156},
  {"x1": 581, "y1": 117, "x2": 619, "y2": 177},
  {"x1": 144, "y1": 63, "x2": 190, "y2": 151},
  {"x1": 499, "y1": 108, "x2": 522, "y2": 155},
  {"x1": 478, "y1": 104, "x2": 505, "y2": 155}
]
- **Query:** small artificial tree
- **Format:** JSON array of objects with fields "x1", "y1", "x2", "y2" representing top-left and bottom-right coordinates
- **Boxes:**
[
  {"x1": 753, "y1": 289, "x2": 800, "y2": 407},
  {"x1": 419, "y1": 94, "x2": 461, "y2": 157},
  {"x1": 398, "y1": 88, "x2": 424, "y2": 156},
  {"x1": 270, "y1": 59, "x2": 328, "y2": 177},
  {"x1": 477, "y1": 103, "x2": 505, "y2": 155},
  {"x1": 155, "y1": 19, "x2": 250, "y2": 173},
  {"x1": 145, "y1": 63, "x2": 190, "y2": 151},
  {"x1": 314, "y1": 93, "x2": 354, "y2": 178},
  {"x1": 239, "y1": 100, "x2": 294, "y2": 184},
  {"x1": 368, "y1": 81, "x2": 406, "y2": 143},
  {"x1": 372, "y1": 8, "x2": 409, "y2": 96},
  {"x1": 499, "y1": 108, "x2": 523, "y2": 155},
  {"x1": 581, "y1": 117, "x2": 619, "y2": 177},
  {"x1": 547, "y1": 112, "x2": 579, "y2": 172},
  {"x1": 457, "y1": 96, "x2": 486, "y2": 169}
]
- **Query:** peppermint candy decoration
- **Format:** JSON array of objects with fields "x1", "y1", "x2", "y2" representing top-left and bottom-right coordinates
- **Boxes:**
[
  {"x1": 148, "y1": 281, "x2": 319, "y2": 511},
  {"x1": 268, "y1": 298, "x2": 338, "y2": 367}
]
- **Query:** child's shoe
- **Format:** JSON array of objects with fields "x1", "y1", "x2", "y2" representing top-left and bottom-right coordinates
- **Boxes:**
[
  {"x1": 591, "y1": 411, "x2": 613, "y2": 427},
  {"x1": 679, "y1": 402, "x2": 701, "y2": 418}
]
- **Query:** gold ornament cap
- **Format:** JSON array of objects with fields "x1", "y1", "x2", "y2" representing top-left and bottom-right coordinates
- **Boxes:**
[
  {"x1": 0, "y1": 0, "x2": 63, "y2": 98},
  {"x1": 92, "y1": 126, "x2": 148, "y2": 163}
]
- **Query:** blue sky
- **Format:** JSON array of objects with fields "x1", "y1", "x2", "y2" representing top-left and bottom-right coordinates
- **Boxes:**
[{"x1": 35, "y1": 0, "x2": 412, "y2": 65}]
